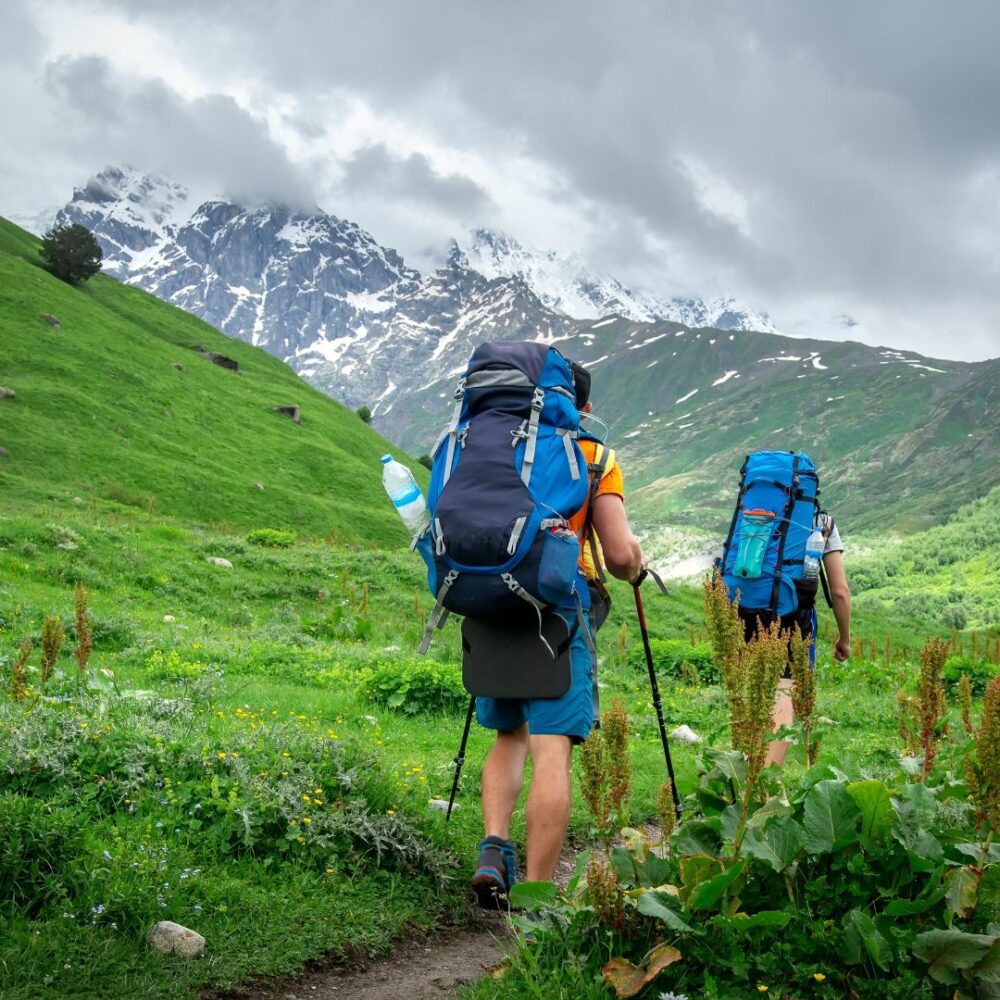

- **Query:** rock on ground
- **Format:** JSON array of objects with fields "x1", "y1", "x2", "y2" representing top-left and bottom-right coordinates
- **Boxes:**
[
  {"x1": 205, "y1": 557, "x2": 234, "y2": 569},
  {"x1": 147, "y1": 920, "x2": 205, "y2": 958}
]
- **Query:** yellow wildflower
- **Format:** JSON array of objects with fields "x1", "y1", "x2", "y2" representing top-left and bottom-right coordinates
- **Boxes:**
[
  {"x1": 387, "y1": 810, "x2": 395, "y2": 816},
  {"x1": 757, "y1": 988, "x2": 768, "y2": 994},
  {"x1": 813, "y1": 973, "x2": 826, "y2": 983},
  {"x1": 302, "y1": 817, "x2": 312, "y2": 824},
  {"x1": 325, "y1": 868, "x2": 334, "y2": 874},
  {"x1": 217, "y1": 752, "x2": 227, "y2": 759}
]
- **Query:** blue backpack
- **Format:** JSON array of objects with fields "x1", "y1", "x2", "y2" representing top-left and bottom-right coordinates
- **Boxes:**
[
  {"x1": 416, "y1": 341, "x2": 591, "y2": 652},
  {"x1": 718, "y1": 451, "x2": 829, "y2": 628}
]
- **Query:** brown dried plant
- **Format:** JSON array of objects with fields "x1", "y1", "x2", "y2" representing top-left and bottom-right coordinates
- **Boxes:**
[
  {"x1": 603, "y1": 698, "x2": 631, "y2": 823},
  {"x1": 73, "y1": 582, "x2": 93, "y2": 687},
  {"x1": 959, "y1": 673, "x2": 975, "y2": 736},
  {"x1": 702, "y1": 573, "x2": 748, "y2": 752},
  {"x1": 789, "y1": 625, "x2": 817, "y2": 765},
  {"x1": 917, "y1": 638, "x2": 949, "y2": 780},
  {"x1": 40, "y1": 615, "x2": 64, "y2": 690},
  {"x1": 579, "y1": 728, "x2": 612, "y2": 847},
  {"x1": 897, "y1": 690, "x2": 921, "y2": 756},
  {"x1": 586, "y1": 854, "x2": 626, "y2": 928},
  {"x1": 656, "y1": 781, "x2": 676, "y2": 842},
  {"x1": 965, "y1": 675, "x2": 999, "y2": 848},
  {"x1": 10, "y1": 638, "x2": 31, "y2": 700},
  {"x1": 616, "y1": 621, "x2": 628, "y2": 661},
  {"x1": 742, "y1": 620, "x2": 787, "y2": 784}
]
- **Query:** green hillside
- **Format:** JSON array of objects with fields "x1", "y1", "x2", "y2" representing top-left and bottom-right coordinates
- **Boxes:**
[
  {"x1": 0, "y1": 217, "x2": 419, "y2": 545},
  {"x1": 850, "y1": 485, "x2": 1000, "y2": 631}
]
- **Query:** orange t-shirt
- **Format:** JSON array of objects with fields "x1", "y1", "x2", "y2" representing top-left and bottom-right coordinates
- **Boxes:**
[{"x1": 568, "y1": 439, "x2": 624, "y2": 579}]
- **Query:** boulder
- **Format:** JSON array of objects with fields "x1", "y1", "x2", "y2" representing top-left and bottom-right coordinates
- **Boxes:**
[
  {"x1": 0, "y1": 447, "x2": 7, "y2": 458},
  {"x1": 42, "y1": 314, "x2": 61, "y2": 328},
  {"x1": 205, "y1": 557, "x2": 234, "y2": 569},
  {"x1": 276, "y1": 405, "x2": 301, "y2": 423},
  {"x1": 252, "y1": 481, "x2": 265, "y2": 491},
  {"x1": 0, "y1": 387, "x2": 15, "y2": 399},
  {"x1": 669, "y1": 724, "x2": 701, "y2": 744},
  {"x1": 146, "y1": 921, "x2": 205, "y2": 959},
  {"x1": 193, "y1": 346, "x2": 239, "y2": 372}
]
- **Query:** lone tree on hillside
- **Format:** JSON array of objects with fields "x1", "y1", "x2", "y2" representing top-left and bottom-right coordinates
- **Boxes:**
[
  {"x1": 41, "y1": 224, "x2": 103, "y2": 285},
  {"x1": 356, "y1": 405, "x2": 372, "y2": 424}
]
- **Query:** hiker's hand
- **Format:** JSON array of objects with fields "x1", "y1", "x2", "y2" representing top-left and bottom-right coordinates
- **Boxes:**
[
  {"x1": 833, "y1": 637, "x2": 850, "y2": 661},
  {"x1": 631, "y1": 556, "x2": 649, "y2": 587}
]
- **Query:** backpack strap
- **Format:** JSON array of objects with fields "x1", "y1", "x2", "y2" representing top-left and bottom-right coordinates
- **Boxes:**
[
  {"x1": 501, "y1": 572, "x2": 554, "y2": 657},
  {"x1": 583, "y1": 443, "x2": 616, "y2": 597},
  {"x1": 719, "y1": 455, "x2": 749, "y2": 569},
  {"x1": 441, "y1": 377, "x2": 467, "y2": 488},
  {"x1": 419, "y1": 569, "x2": 459, "y2": 654},
  {"x1": 767, "y1": 454, "x2": 799, "y2": 614},
  {"x1": 519, "y1": 387, "x2": 546, "y2": 488}
]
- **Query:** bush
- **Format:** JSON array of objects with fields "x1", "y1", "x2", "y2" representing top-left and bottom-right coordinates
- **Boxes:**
[
  {"x1": 942, "y1": 654, "x2": 996, "y2": 694},
  {"x1": 0, "y1": 793, "x2": 83, "y2": 916},
  {"x1": 356, "y1": 405, "x2": 372, "y2": 424},
  {"x1": 40, "y1": 223, "x2": 103, "y2": 285},
  {"x1": 638, "y1": 638, "x2": 718, "y2": 683},
  {"x1": 246, "y1": 528, "x2": 297, "y2": 548},
  {"x1": 358, "y1": 658, "x2": 467, "y2": 714}
]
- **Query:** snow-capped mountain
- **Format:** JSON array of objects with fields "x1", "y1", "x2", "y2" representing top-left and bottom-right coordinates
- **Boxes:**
[
  {"x1": 54, "y1": 168, "x2": 574, "y2": 413},
  {"x1": 454, "y1": 228, "x2": 779, "y2": 333}
]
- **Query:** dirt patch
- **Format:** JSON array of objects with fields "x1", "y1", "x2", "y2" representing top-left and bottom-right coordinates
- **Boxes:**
[{"x1": 223, "y1": 916, "x2": 509, "y2": 1000}]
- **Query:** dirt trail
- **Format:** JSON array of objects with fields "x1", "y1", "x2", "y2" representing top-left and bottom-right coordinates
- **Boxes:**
[{"x1": 226, "y1": 915, "x2": 509, "y2": 1000}]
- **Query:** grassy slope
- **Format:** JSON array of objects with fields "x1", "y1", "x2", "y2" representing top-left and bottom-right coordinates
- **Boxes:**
[{"x1": 0, "y1": 217, "x2": 421, "y2": 545}]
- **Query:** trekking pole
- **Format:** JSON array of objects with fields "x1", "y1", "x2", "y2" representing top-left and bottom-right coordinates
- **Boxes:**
[
  {"x1": 632, "y1": 571, "x2": 682, "y2": 818},
  {"x1": 446, "y1": 695, "x2": 476, "y2": 822}
]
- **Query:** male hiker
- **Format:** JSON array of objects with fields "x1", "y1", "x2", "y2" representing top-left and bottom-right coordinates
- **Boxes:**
[
  {"x1": 717, "y1": 451, "x2": 852, "y2": 768},
  {"x1": 766, "y1": 512, "x2": 851, "y2": 766},
  {"x1": 471, "y1": 359, "x2": 647, "y2": 903}
]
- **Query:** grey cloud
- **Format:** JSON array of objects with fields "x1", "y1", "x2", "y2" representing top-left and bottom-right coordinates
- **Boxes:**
[
  {"x1": 338, "y1": 143, "x2": 492, "y2": 216},
  {"x1": 44, "y1": 54, "x2": 314, "y2": 210}
]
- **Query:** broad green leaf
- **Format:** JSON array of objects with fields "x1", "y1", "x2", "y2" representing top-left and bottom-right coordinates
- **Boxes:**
[
  {"x1": 704, "y1": 747, "x2": 748, "y2": 783},
  {"x1": 847, "y1": 779, "x2": 893, "y2": 843},
  {"x1": 885, "y1": 867, "x2": 948, "y2": 916},
  {"x1": 509, "y1": 880, "x2": 557, "y2": 910},
  {"x1": 566, "y1": 848, "x2": 590, "y2": 897},
  {"x1": 720, "y1": 802, "x2": 742, "y2": 842},
  {"x1": 672, "y1": 819, "x2": 722, "y2": 857},
  {"x1": 981, "y1": 865, "x2": 1000, "y2": 907},
  {"x1": 688, "y1": 859, "x2": 748, "y2": 910},
  {"x1": 974, "y1": 939, "x2": 1000, "y2": 983},
  {"x1": 946, "y1": 866, "x2": 980, "y2": 919},
  {"x1": 637, "y1": 890, "x2": 699, "y2": 934},
  {"x1": 840, "y1": 909, "x2": 891, "y2": 971},
  {"x1": 892, "y1": 785, "x2": 944, "y2": 866},
  {"x1": 679, "y1": 854, "x2": 722, "y2": 903},
  {"x1": 741, "y1": 817, "x2": 803, "y2": 873},
  {"x1": 640, "y1": 853, "x2": 674, "y2": 887},
  {"x1": 744, "y1": 796, "x2": 793, "y2": 832},
  {"x1": 913, "y1": 929, "x2": 997, "y2": 985},
  {"x1": 801, "y1": 780, "x2": 861, "y2": 854},
  {"x1": 794, "y1": 762, "x2": 849, "y2": 803},
  {"x1": 610, "y1": 845, "x2": 638, "y2": 884},
  {"x1": 728, "y1": 910, "x2": 791, "y2": 932},
  {"x1": 956, "y1": 843, "x2": 1000, "y2": 865}
]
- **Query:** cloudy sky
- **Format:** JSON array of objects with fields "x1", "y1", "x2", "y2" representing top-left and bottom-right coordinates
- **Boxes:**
[{"x1": 2, "y1": 0, "x2": 998, "y2": 361}]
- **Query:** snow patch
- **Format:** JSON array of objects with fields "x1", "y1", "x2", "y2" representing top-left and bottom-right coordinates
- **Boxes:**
[
  {"x1": 675, "y1": 389, "x2": 699, "y2": 404},
  {"x1": 712, "y1": 370, "x2": 738, "y2": 386},
  {"x1": 590, "y1": 317, "x2": 616, "y2": 329}
]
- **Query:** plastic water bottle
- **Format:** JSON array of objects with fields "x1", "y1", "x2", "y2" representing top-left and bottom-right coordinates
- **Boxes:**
[
  {"x1": 803, "y1": 527, "x2": 825, "y2": 580},
  {"x1": 380, "y1": 455, "x2": 429, "y2": 536}
]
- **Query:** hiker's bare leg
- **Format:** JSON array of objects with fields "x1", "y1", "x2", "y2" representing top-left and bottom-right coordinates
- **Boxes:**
[
  {"x1": 481, "y1": 724, "x2": 529, "y2": 840},
  {"x1": 524, "y1": 733, "x2": 572, "y2": 881},
  {"x1": 766, "y1": 678, "x2": 795, "y2": 767}
]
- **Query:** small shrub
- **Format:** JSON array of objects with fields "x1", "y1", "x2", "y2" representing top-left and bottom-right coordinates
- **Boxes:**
[
  {"x1": 358, "y1": 658, "x2": 466, "y2": 714},
  {"x1": 639, "y1": 638, "x2": 718, "y2": 683},
  {"x1": 0, "y1": 793, "x2": 83, "y2": 916},
  {"x1": 246, "y1": 528, "x2": 297, "y2": 548},
  {"x1": 943, "y1": 653, "x2": 995, "y2": 694}
]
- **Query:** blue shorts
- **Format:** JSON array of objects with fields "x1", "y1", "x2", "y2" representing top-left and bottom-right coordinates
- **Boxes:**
[{"x1": 476, "y1": 606, "x2": 594, "y2": 743}]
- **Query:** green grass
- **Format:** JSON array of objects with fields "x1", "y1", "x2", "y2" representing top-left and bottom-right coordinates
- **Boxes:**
[
  {"x1": 0, "y1": 216, "x2": 423, "y2": 544},
  {"x1": 3, "y1": 494, "x2": 988, "y2": 997}
]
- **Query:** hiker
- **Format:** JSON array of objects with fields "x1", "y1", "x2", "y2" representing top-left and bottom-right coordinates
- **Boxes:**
[
  {"x1": 471, "y1": 358, "x2": 647, "y2": 902},
  {"x1": 717, "y1": 451, "x2": 852, "y2": 767}
]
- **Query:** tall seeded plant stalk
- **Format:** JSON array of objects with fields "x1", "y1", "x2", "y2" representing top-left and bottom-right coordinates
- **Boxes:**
[
  {"x1": 789, "y1": 626, "x2": 817, "y2": 765},
  {"x1": 702, "y1": 574, "x2": 748, "y2": 752},
  {"x1": 40, "y1": 615, "x2": 64, "y2": 691},
  {"x1": 965, "y1": 675, "x2": 999, "y2": 851},
  {"x1": 73, "y1": 582, "x2": 93, "y2": 688},
  {"x1": 11, "y1": 639, "x2": 31, "y2": 700},
  {"x1": 579, "y1": 698, "x2": 633, "y2": 852},
  {"x1": 579, "y1": 728, "x2": 612, "y2": 849},
  {"x1": 959, "y1": 674, "x2": 975, "y2": 736},
  {"x1": 741, "y1": 621, "x2": 788, "y2": 784},
  {"x1": 917, "y1": 638, "x2": 949, "y2": 780}
]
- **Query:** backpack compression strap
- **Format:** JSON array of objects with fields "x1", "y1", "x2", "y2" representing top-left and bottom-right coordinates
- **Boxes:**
[
  {"x1": 583, "y1": 444, "x2": 615, "y2": 599},
  {"x1": 767, "y1": 454, "x2": 800, "y2": 614}
]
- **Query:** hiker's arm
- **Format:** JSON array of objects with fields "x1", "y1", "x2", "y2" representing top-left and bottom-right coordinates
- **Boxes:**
[
  {"x1": 590, "y1": 493, "x2": 644, "y2": 583},
  {"x1": 823, "y1": 550, "x2": 851, "y2": 661}
]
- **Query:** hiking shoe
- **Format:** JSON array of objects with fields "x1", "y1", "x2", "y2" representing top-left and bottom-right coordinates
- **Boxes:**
[{"x1": 471, "y1": 835, "x2": 517, "y2": 909}]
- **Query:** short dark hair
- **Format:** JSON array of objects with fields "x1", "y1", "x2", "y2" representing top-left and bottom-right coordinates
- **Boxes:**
[{"x1": 570, "y1": 361, "x2": 591, "y2": 408}]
